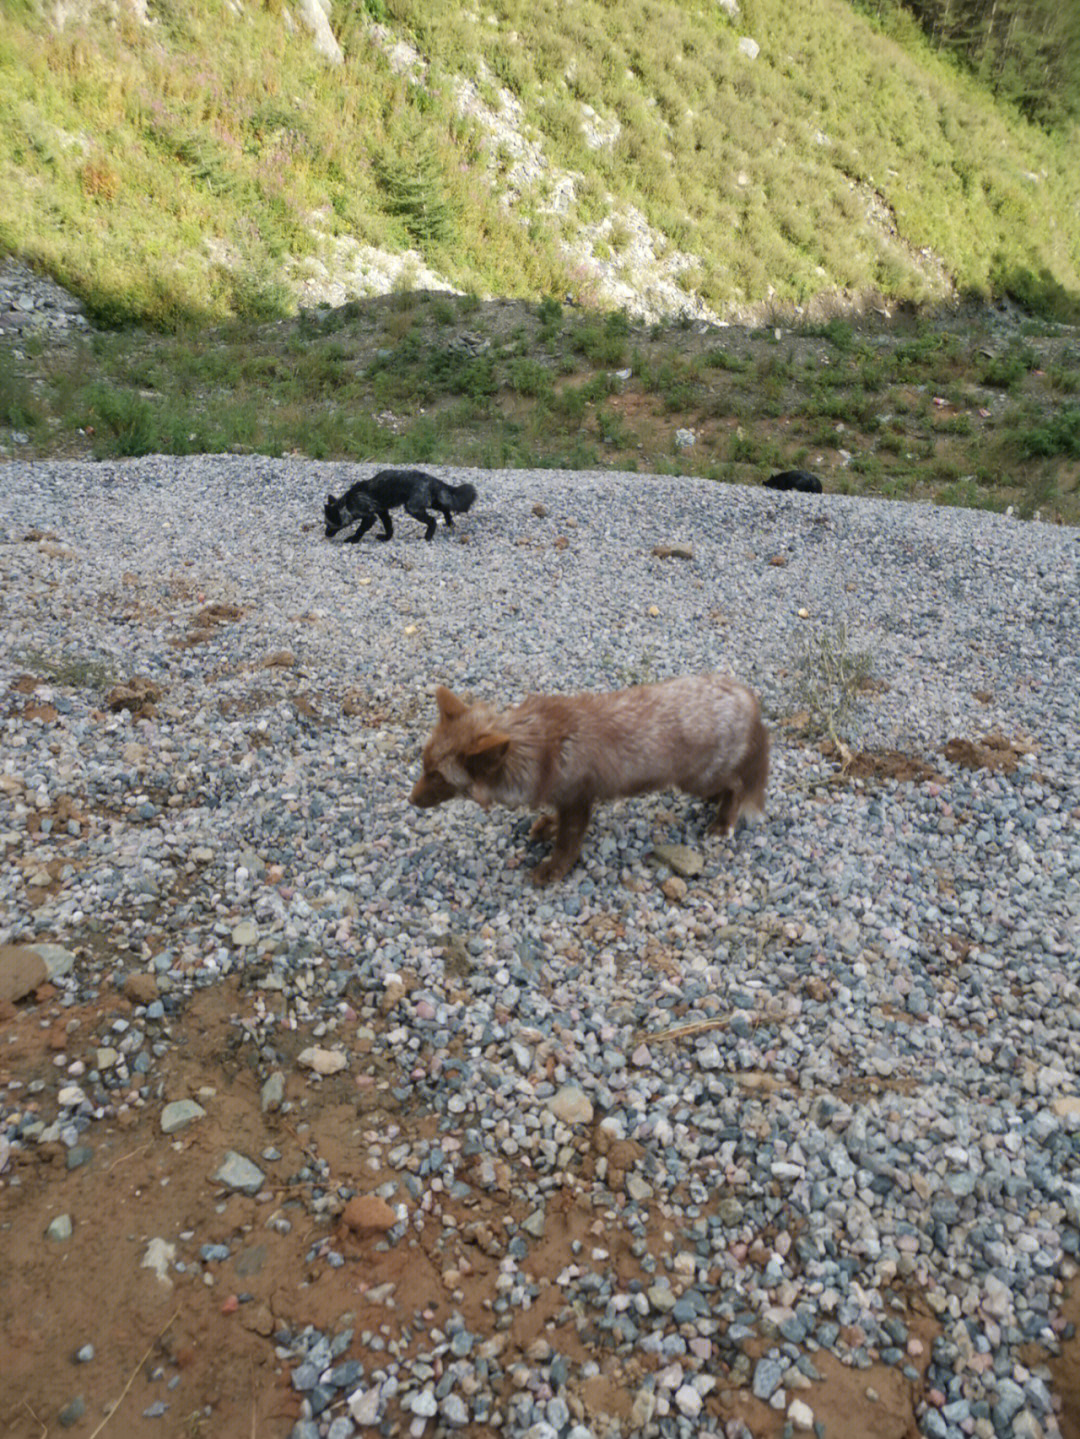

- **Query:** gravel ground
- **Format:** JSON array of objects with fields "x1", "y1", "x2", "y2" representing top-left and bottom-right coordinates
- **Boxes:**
[{"x1": 1, "y1": 456, "x2": 1079, "y2": 1439}]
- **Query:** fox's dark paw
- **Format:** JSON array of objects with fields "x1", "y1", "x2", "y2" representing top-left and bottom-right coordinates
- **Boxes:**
[
  {"x1": 530, "y1": 856, "x2": 574, "y2": 886},
  {"x1": 377, "y1": 534, "x2": 391, "y2": 542},
  {"x1": 528, "y1": 814, "x2": 557, "y2": 842}
]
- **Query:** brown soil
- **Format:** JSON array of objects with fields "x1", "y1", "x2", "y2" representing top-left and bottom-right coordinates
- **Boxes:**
[
  {"x1": 941, "y1": 731, "x2": 1034, "y2": 774},
  {"x1": 843, "y1": 748, "x2": 943, "y2": 785},
  {"x1": 1050, "y1": 1282, "x2": 1080, "y2": 1439}
]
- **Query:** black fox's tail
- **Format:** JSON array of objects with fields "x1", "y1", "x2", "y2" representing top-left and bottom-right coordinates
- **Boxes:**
[{"x1": 442, "y1": 481, "x2": 477, "y2": 513}]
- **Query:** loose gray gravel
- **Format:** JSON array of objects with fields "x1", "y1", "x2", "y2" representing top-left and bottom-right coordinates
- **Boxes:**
[{"x1": 2, "y1": 456, "x2": 1079, "y2": 1439}]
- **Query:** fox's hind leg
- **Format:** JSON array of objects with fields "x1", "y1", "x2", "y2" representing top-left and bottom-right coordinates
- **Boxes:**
[
  {"x1": 530, "y1": 801, "x2": 592, "y2": 886},
  {"x1": 706, "y1": 721, "x2": 770, "y2": 833}
]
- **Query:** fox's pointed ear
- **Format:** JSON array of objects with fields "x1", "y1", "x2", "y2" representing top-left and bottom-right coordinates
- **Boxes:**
[
  {"x1": 436, "y1": 686, "x2": 469, "y2": 721},
  {"x1": 464, "y1": 732, "x2": 510, "y2": 777},
  {"x1": 326, "y1": 492, "x2": 335, "y2": 505}
]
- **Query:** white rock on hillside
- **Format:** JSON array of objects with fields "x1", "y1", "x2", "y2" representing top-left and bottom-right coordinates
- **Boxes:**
[{"x1": 296, "y1": 0, "x2": 342, "y2": 64}]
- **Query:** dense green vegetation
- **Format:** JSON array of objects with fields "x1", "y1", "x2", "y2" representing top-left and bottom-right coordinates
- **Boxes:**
[
  {"x1": 1, "y1": 0, "x2": 1078, "y2": 328},
  {"x1": 857, "y1": 0, "x2": 1080, "y2": 130},
  {"x1": 5, "y1": 292, "x2": 1078, "y2": 522}
]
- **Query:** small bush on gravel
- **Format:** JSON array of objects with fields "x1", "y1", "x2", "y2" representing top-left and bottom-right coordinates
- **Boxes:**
[
  {"x1": 795, "y1": 622, "x2": 874, "y2": 747},
  {"x1": 16, "y1": 647, "x2": 118, "y2": 691}
]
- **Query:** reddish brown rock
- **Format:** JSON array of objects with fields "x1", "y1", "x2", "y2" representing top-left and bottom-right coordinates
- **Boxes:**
[
  {"x1": 0, "y1": 945, "x2": 49, "y2": 1004},
  {"x1": 341, "y1": 1195, "x2": 397, "y2": 1239},
  {"x1": 124, "y1": 972, "x2": 160, "y2": 1005}
]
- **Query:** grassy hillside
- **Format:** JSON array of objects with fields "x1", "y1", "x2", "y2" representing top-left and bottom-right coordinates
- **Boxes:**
[{"x1": 1, "y1": 0, "x2": 1078, "y2": 327}]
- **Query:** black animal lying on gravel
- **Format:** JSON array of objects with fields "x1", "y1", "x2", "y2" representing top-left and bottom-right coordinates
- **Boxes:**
[
  {"x1": 324, "y1": 469, "x2": 477, "y2": 543},
  {"x1": 764, "y1": 470, "x2": 824, "y2": 494}
]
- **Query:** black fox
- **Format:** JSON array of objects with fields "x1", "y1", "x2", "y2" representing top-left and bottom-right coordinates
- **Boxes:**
[
  {"x1": 324, "y1": 469, "x2": 477, "y2": 543},
  {"x1": 764, "y1": 470, "x2": 823, "y2": 494}
]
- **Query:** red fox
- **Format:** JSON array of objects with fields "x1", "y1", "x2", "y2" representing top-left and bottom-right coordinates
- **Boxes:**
[{"x1": 410, "y1": 674, "x2": 769, "y2": 885}]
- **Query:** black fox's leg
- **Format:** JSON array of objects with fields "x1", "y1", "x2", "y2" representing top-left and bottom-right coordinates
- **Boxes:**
[
  {"x1": 377, "y1": 510, "x2": 394, "y2": 541},
  {"x1": 406, "y1": 503, "x2": 438, "y2": 540},
  {"x1": 345, "y1": 513, "x2": 376, "y2": 543},
  {"x1": 440, "y1": 505, "x2": 455, "y2": 528}
]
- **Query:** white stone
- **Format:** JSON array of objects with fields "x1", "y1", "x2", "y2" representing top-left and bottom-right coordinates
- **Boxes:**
[
  {"x1": 408, "y1": 1388, "x2": 437, "y2": 1417},
  {"x1": 298, "y1": 1046, "x2": 348, "y2": 1075},
  {"x1": 348, "y1": 1387, "x2": 382, "y2": 1426},
  {"x1": 983, "y1": 1273, "x2": 1012, "y2": 1317},
  {"x1": 674, "y1": 1385, "x2": 702, "y2": 1418},
  {"x1": 142, "y1": 1237, "x2": 176, "y2": 1286},
  {"x1": 789, "y1": 1398, "x2": 815, "y2": 1432},
  {"x1": 547, "y1": 1084, "x2": 593, "y2": 1125}
]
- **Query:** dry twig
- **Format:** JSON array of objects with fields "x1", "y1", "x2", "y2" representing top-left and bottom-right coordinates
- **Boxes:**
[
  {"x1": 20, "y1": 1399, "x2": 48, "y2": 1438},
  {"x1": 87, "y1": 1310, "x2": 179, "y2": 1439}
]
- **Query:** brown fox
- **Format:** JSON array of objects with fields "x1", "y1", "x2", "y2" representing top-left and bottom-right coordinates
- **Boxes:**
[{"x1": 410, "y1": 674, "x2": 769, "y2": 885}]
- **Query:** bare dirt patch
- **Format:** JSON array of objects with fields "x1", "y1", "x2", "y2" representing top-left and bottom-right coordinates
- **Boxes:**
[{"x1": 941, "y1": 731, "x2": 1034, "y2": 773}]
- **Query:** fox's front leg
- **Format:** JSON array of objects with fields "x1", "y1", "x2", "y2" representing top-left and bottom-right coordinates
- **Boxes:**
[
  {"x1": 706, "y1": 786, "x2": 737, "y2": 834},
  {"x1": 528, "y1": 812, "x2": 556, "y2": 842},
  {"x1": 530, "y1": 801, "x2": 592, "y2": 886},
  {"x1": 406, "y1": 503, "x2": 438, "y2": 540}
]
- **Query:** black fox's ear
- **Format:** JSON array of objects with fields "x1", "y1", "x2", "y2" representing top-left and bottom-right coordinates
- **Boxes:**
[
  {"x1": 464, "y1": 733, "x2": 510, "y2": 776},
  {"x1": 436, "y1": 686, "x2": 468, "y2": 720},
  {"x1": 326, "y1": 493, "x2": 336, "y2": 505}
]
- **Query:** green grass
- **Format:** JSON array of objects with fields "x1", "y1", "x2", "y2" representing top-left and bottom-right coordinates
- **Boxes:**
[
  {"x1": 1, "y1": 0, "x2": 1079, "y2": 332},
  {"x1": 6, "y1": 292, "x2": 1079, "y2": 524},
  {"x1": 15, "y1": 647, "x2": 119, "y2": 691},
  {"x1": 1014, "y1": 407, "x2": 1080, "y2": 459}
]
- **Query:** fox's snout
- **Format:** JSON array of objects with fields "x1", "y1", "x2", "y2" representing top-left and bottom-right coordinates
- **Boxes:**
[{"x1": 410, "y1": 770, "x2": 457, "y2": 807}]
